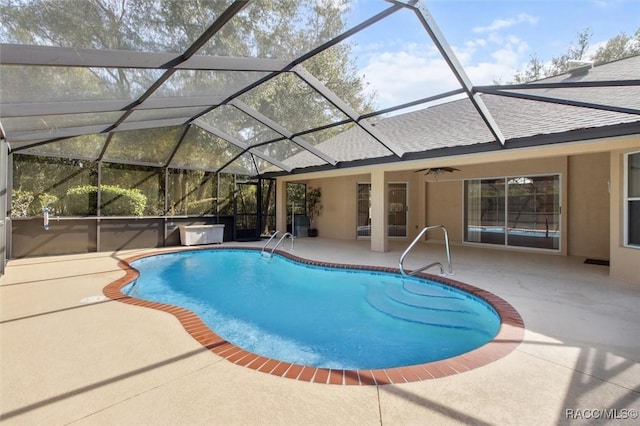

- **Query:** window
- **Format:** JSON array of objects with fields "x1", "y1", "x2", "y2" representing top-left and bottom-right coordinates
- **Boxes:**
[
  {"x1": 286, "y1": 182, "x2": 306, "y2": 233},
  {"x1": 356, "y1": 182, "x2": 408, "y2": 238},
  {"x1": 388, "y1": 183, "x2": 408, "y2": 237},
  {"x1": 356, "y1": 183, "x2": 371, "y2": 238},
  {"x1": 464, "y1": 175, "x2": 560, "y2": 250},
  {"x1": 626, "y1": 152, "x2": 640, "y2": 247}
]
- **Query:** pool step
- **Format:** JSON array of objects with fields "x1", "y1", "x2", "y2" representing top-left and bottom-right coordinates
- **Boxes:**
[
  {"x1": 383, "y1": 284, "x2": 473, "y2": 313},
  {"x1": 366, "y1": 285, "x2": 479, "y2": 329},
  {"x1": 401, "y1": 280, "x2": 464, "y2": 298}
]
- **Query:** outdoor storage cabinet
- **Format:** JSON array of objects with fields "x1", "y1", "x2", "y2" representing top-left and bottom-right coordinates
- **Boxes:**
[{"x1": 179, "y1": 224, "x2": 224, "y2": 246}]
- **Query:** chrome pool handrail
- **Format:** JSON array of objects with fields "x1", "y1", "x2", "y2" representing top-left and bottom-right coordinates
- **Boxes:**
[
  {"x1": 399, "y1": 225, "x2": 453, "y2": 276},
  {"x1": 270, "y1": 232, "x2": 294, "y2": 256},
  {"x1": 261, "y1": 231, "x2": 282, "y2": 256},
  {"x1": 261, "y1": 231, "x2": 294, "y2": 258}
]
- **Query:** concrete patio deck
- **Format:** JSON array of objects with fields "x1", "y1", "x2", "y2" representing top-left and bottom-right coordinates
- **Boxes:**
[{"x1": 1, "y1": 238, "x2": 639, "y2": 425}]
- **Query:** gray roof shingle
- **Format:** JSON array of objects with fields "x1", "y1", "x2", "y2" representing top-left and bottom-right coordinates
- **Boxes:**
[{"x1": 283, "y1": 55, "x2": 640, "y2": 170}]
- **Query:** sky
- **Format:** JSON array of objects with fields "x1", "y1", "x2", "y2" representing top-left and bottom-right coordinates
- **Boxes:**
[{"x1": 343, "y1": 0, "x2": 640, "y2": 111}]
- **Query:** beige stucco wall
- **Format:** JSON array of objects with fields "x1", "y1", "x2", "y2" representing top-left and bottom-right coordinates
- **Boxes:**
[
  {"x1": 276, "y1": 135, "x2": 640, "y2": 284},
  {"x1": 568, "y1": 153, "x2": 610, "y2": 259},
  {"x1": 294, "y1": 171, "x2": 422, "y2": 241},
  {"x1": 304, "y1": 174, "x2": 367, "y2": 240},
  {"x1": 610, "y1": 148, "x2": 640, "y2": 285},
  {"x1": 425, "y1": 180, "x2": 463, "y2": 243}
]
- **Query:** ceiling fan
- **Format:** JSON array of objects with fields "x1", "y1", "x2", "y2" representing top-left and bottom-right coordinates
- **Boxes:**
[{"x1": 414, "y1": 167, "x2": 460, "y2": 180}]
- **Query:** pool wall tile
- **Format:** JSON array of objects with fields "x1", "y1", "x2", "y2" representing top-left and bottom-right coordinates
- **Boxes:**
[
  {"x1": 313, "y1": 368, "x2": 330, "y2": 384},
  {"x1": 298, "y1": 367, "x2": 317, "y2": 382},
  {"x1": 357, "y1": 370, "x2": 376, "y2": 386},
  {"x1": 283, "y1": 364, "x2": 304, "y2": 380},
  {"x1": 343, "y1": 370, "x2": 360, "y2": 385},
  {"x1": 328, "y1": 369, "x2": 344, "y2": 385},
  {"x1": 234, "y1": 353, "x2": 260, "y2": 367},
  {"x1": 103, "y1": 246, "x2": 525, "y2": 386},
  {"x1": 226, "y1": 350, "x2": 251, "y2": 364},
  {"x1": 245, "y1": 356, "x2": 270, "y2": 371},
  {"x1": 384, "y1": 368, "x2": 406, "y2": 384},
  {"x1": 258, "y1": 359, "x2": 280, "y2": 374},
  {"x1": 371, "y1": 370, "x2": 392, "y2": 385},
  {"x1": 271, "y1": 362, "x2": 291, "y2": 377}
]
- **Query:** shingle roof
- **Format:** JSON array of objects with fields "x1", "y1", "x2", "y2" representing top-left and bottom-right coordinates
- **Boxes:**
[{"x1": 282, "y1": 55, "x2": 640, "y2": 171}]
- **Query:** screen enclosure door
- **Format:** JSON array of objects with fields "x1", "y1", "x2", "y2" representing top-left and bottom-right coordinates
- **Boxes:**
[{"x1": 234, "y1": 180, "x2": 259, "y2": 241}]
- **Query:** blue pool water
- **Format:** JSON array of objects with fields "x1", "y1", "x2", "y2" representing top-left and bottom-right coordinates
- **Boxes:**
[{"x1": 124, "y1": 249, "x2": 500, "y2": 370}]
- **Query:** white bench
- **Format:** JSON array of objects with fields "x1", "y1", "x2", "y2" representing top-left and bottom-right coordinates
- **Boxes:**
[{"x1": 179, "y1": 224, "x2": 224, "y2": 246}]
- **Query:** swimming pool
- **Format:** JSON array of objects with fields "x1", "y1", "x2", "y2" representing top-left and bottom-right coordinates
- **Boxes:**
[{"x1": 105, "y1": 247, "x2": 524, "y2": 385}]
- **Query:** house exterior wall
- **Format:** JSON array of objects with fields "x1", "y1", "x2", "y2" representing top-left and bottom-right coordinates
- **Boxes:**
[
  {"x1": 305, "y1": 174, "x2": 368, "y2": 240},
  {"x1": 610, "y1": 147, "x2": 640, "y2": 284},
  {"x1": 568, "y1": 153, "x2": 610, "y2": 260},
  {"x1": 298, "y1": 155, "x2": 616, "y2": 260},
  {"x1": 302, "y1": 171, "x2": 422, "y2": 241},
  {"x1": 276, "y1": 135, "x2": 639, "y2": 285},
  {"x1": 426, "y1": 180, "x2": 462, "y2": 243}
]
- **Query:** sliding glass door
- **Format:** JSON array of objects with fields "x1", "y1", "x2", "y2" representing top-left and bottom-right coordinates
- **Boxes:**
[
  {"x1": 465, "y1": 175, "x2": 560, "y2": 250},
  {"x1": 626, "y1": 152, "x2": 640, "y2": 247},
  {"x1": 465, "y1": 179, "x2": 505, "y2": 245}
]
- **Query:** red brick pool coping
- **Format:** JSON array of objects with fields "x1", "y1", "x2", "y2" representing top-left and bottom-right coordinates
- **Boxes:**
[{"x1": 103, "y1": 246, "x2": 524, "y2": 386}]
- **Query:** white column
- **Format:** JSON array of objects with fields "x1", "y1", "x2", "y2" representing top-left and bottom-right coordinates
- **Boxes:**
[
  {"x1": 370, "y1": 169, "x2": 388, "y2": 252},
  {"x1": 418, "y1": 177, "x2": 427, "y2": 236}
]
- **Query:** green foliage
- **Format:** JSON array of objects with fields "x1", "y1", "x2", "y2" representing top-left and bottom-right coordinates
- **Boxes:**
[
  {"x1": 38, "y1": 193, "x2": 59, "y2": 210},
  {"x1": 10, "y1": 189, "x2": 59, "y2": 217},
  {"x1": 186, "y1": 198, "x2": 216, "y2": 216},
  {"x1": 65, "y1": 185, "x2": 147, "y2": 216},
  {"x1": 100, "y1": 163, "x2": 164, "y2": 215},
  {"x1": 512, "y1": 27, "x2": 640, "y2": 83},
  {"x1": 0, "y1": 0, "x2": 375, "y2": 174},
  {"x1": 100, "y1": 185, "x2": 147, "y2": 216},
  {"x1": 65, "y1": 185, "x2": 98, "y2": 216},
  {"x1": 286, "y1": 183, "x2": 307, "y2": 218},
  {"x1": 306, "y1": 186, "x2": 323, "y2": 228},
  {"x1": 11, "y1": 189, "x2": 35, "y2": 218},
  {"x1": 592, "y1": 29, "x2": 640, "y2": 65}
]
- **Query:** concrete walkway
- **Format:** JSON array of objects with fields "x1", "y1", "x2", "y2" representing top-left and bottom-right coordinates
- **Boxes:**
[{"x1": 1, "y1": 239, "x2": 639, "y2": 425}]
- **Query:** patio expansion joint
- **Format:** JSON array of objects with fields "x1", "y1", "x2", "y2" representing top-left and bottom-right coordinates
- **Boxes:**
[
  {"x1": 514, "y1": 347, "x2": 640, "y2": 394},
  {"x1": 63, "y1": 360, "x2": 223, "y2": 425},
  {"x1": 377, "y1": 385, "x2": 385, "y2": 426}
]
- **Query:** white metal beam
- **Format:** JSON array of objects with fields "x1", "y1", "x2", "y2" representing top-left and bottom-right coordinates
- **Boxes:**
[
  {"x1": 229, "y1": 100, "x2": 338, "y2": 166},
  {"x1": 293, "y1": 65, "x2": 405, "y2": 158},
  {"x1": 390, "y1": 0, "x2": 506, "y2": 146},
  {"x1": 193, "y1": 119, "x2": 292, "y2": 172}
]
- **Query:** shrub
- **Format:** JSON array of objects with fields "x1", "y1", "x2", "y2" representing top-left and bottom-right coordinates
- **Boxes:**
[
  {"x1": 10, "y1": 190, "x2": 59, "y2": 217},
  {"x1": 186, "y1": 198, "x2": 216, "y2": 215},
  {"x1": 11, "y1": 189, "x2": 34, "y2": 218},
  {"x1": 65, "y1": 185, "x2": 147, "y2": 216},
  {"x1": 38, "y1": 193, "x2": 59, "y2": 214}
]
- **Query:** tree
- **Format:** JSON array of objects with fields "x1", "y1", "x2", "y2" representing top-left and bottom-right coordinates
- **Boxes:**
[
  {"x1": 0, "y1": 0, "x2": 375, "y2": 145},
  {"x1": 592, "y1": 28, "x2": 640, "y2": 65},
  {"x1": 306, "y1": 186, "x2": 322, "y2": 231},
  {"x1": 2, "y1": 0, "x2": 377, "y2": 217},
  {"x1": 512, "y1": 27, "x2": 640, "y2": 83}
]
